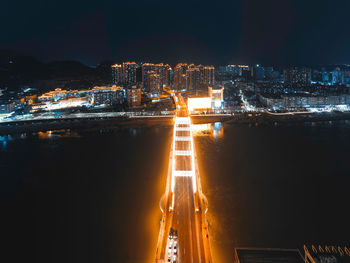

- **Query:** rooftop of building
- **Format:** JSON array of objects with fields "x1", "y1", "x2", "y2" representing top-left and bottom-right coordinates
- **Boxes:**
[
  {"x1": 92, "y1": 85, "x2": 124, "y2": 92},
  {"x1": 209, "y1": 86, "x2": 224, "y2": 90}
]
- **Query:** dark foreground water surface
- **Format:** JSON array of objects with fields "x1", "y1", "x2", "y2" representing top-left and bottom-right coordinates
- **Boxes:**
[{"x1": 1, "y1": 122, "x2": 350, "y2": 263}]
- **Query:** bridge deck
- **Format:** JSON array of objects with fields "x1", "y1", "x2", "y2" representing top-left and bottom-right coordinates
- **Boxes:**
[{"x1": 156, "y1": 93, "x2": 211, "y2": 263}]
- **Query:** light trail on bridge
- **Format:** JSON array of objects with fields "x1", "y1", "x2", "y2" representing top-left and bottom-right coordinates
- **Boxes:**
[
  {"x1": 171, "y1": 116, "x2": 197, "y2": 193},
  {"x1": 155, "y1": 93, "x2": 213, "y2": 263}
]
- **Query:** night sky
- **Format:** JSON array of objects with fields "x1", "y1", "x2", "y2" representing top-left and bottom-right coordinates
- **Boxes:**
[{"x1": 1, "y1": 0, "x2": 350, "y2": 66}]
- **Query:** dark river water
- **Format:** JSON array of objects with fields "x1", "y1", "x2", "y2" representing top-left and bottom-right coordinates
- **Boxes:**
[{"x1": 1, "y1": 122, "x2": 349, "y2": 263}]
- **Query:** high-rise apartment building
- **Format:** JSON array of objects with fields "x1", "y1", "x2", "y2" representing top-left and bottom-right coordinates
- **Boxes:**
[
  {"x1": 209, "y1": 86, "x2": 224, "y2": 109},
  {"x1": 174, "y1": 63, "x2": 188, "y2": 91},
  {"x1": 167, "y1": 67, "x2": 174, "y2": 87},
  {"x1": 284, "y1": 67, "x2": 311, "y2": 88},
  {"x1": 203, "y1": 66, "x2": 215, "y2": 85},
  {"x1": 112, "y1": 64, "x2": 123, "y2": 85},
  {"x1": 123, "y1": 62, "x2": 137, "y2": 86},
  {"x1": 111, "y1": 62, "x2": 137, "y2": 86},
  {"x1": 126, "y1": 85, "x2": 141, "y2": 106},
  {"x1": 155, "y1": 63, "x2": 172, "y2": 89},
  {"x1": 145, "y1": 71, "x2": 160, "y2": 96},
  {"x1": 142, "y1": 63, "x2": 156, "y2": 91},
  {"x1": 186, "y1": 67, "x2": 201, "y2": 92}
]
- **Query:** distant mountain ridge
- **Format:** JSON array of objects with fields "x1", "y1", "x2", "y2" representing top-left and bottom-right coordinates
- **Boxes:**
[
  {"x1": 0, "y1": 50, "x2": 115, "y2": 93},
  {"x1": 0, "y1": 50, "x2": 96, "y2": 79}
]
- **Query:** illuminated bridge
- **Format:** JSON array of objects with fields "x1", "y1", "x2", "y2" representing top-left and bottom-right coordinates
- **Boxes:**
[{"x1": 155, "y1": 94, "x2": 212, "y2": 263}]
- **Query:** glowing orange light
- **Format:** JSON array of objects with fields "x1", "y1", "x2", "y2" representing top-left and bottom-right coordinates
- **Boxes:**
[{"x1": 188, "y1": 97, "x2": 211, "y2": 111}]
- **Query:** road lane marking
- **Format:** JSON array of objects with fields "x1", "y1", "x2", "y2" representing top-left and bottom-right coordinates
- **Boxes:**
[
  {"x1": 173, "y1": 170, "x2": 194, "y2": 177},
  {"x1": 176, "y1": 126, "x2": 191, "y2": 131},
  {"x1": 175, "y1": 136, "x2": 191, "y2": 141},
  {"x1": 174, "y1": 150, "x2": 192, "y2": 156}
]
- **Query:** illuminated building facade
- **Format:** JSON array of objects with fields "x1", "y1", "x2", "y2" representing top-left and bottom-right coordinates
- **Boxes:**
[
  {"x1": 126, "y1": 85, "x2": 141, "y2": 107},
  {"x1": 313, "y1": 67, "x2": 350, "y2": 86},
  {"x1": 216, "y1": 65, "x2": 250, "y2": 81},
  {"x1": 112, "y1": 63, "x2": 137, "y2": 86},
  {"x1": 144, "y1": 71, "x2": 161, "y2": 96},
  {"x1": 31, "y1": 86, "x2": 125, "y2": 112},
  {"x1": 123, "y1": 62, "x2": 137, "y2": 86},
  {"x1": 284, "y1": 67, "x2": 311, "y2": 88},
  {"x1": 203, "y1": 66, "x2": 215, "y2": 85},
  {"x1": 31, "y1": 96, "x2": 90, "y2": 112},
  {"x1": 0, "y1": 102, "x2": 15, "y2": 114},
  {"x1": 155, "y1": 63, "x2": 171, "y2": 89},
  {"x1": 167, "y1": 68, "x2": 174, "y2": 87},
  {"x1": 173, "y1": 64, "x2": 215, "y2": 91},
  {"x1": 209, "y1": 86, "x2": 224, "y2": 109},
  {"x1": 91, "y1": 86, "x2": 125, "y2": 106},
  {"x1": 141, "y1": 63, "x2": 172, "y2": 91},
  {"x1": 112, "y1": 64, "x2": 123, "y2": 85},
  {"x1": 186, "y1": 67, "x2": 201, "y2": 92},
  {"x1": 38, "y1": 88, "x2": 90, "y2": 102},
  {"x1": 174, "y1": 64, "x2": 188, "y2": 91},
  {"x1": 226, "y1": 65, "x2": 249, "y2": 76},
  {"x1": 21, "y1": 95, "x2": 37, "y2": 106},
  {"x1": 187, "y1": 97, "x2": 212, "y2": 112},
  {"x1": 259, "y1": 93, "x2": 350, "y2": 110},
  {"x1": 252, "y1": 65, "x2": 265, "y2": 80},
  {"x1": 38, "y1": 88, "x2": 68, "y2": 102},
  {"x1": 113, "y1": 62, "x2": 214, "y2": 93},
  {"x1": 142, "y1": 63, "x2": 156, "y2": 91}
]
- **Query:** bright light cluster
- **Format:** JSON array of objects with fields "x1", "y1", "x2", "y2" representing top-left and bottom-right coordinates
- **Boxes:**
[
  {"x1": 308, "y1": 104, "x2": 350, "y2": 113},
  {"x1": 239, "y1": 89, "x2": 257, "y2": 111},
  {"x1": 0, "y1": 112, "x2": 14, "y2": 122},
  {"x1": 188, "y1": 97, "x2": 211, "y2": 111},
  {"x1": 31, "y1": 97, "x2": 90, "y2": 112},
  {"x1": 171, "y1": 117, "x2": 197, "y2": 193}
]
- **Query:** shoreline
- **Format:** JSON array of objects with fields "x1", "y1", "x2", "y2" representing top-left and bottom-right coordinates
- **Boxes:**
[
  {"x1": 0, "y1": 116, "x2": 175, "y2": 136},
  {"x1": 1, "y1": 112, "x2": 350, "y2": 135},
  {"x1": 226, "y1": 111, "x2": 350, "y2": 125}
]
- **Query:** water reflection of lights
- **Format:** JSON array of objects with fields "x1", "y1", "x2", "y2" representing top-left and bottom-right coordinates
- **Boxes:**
[
  {"x1": 37, "y1": 130, "x2": 75, "y2": 139},
  {"x1": 37, "y1": 131, "x2": 53, "y2": 139},
  {"x1": 130, "y1": 128, "x2": 137, "y2": 136},
  {"x1": 191, "y1": 122, "x2": 224, "y2": 138},
  {"x1": 213, "y1": 122, "x2": 224, "y2": 138},
  {"x1": 214, "y1": 122, "x2": 221, "y2": 129},
  {"x1": 1, "y1": 137, "x2": 7, "y2": 149},
  {"x1": 191, "y1": 123, "x2": 211, "y2": 136},
  {"x1": 0, "y1": 135, "x2": 13, "y2": 150}
]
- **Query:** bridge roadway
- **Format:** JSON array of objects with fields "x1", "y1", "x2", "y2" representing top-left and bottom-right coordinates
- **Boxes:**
[
  {"x1": 155, "y1": 94, "x2": 212, "y2": 263},
  {"x1": 172, "y1": 176, "x2": 204, "y2": 263}
]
